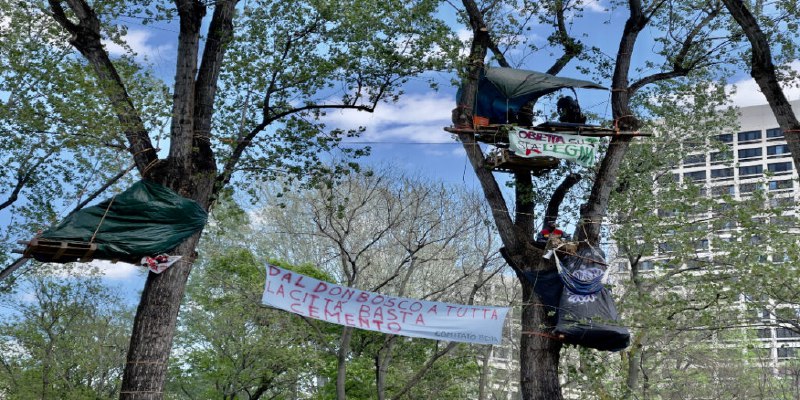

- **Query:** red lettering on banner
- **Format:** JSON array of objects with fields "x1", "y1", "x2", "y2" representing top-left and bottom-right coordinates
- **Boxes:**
[
  {"x1": 492, "y1": 310, "x2": 499, "y2": 320},
  {"x1": 276, "y1": 284, "x2": 285, "y2": 297},
  {"x1": 386, "y1": 308, "x2": 397, "y2": 321},
  {"x1": 294, "y1": 276, "x2": 306, "y2": 288},
  {"x1": 334, "y1": 301, "x2": 344, "y2": 312},
  {"x1": 457, "y1": 307, "x2": 467, "y2": 317},
  {"x1": 359, "y1": 305, "x2": 370, "y2": 319},
  {"x1": 398, "y1": 300, "x2": 409, "y2": 310},
  {"x1": 313, "y1": 282, "x2": 328, "y2": 293},
  {"x1": 409, "y1": 302, "x2": 422, "y2": 312},
  {"x1": 342, "y1": 288, "x2": 356, "y2": 301},
  {"x1": 427, "y1": 305, "x2": 438, "y2": 314},
  {"x1": 281, "y1": 272, "x2": 293, "y2": 283},
  {"x1": 399, "y1": 310, "x2": 413, "y2": 323},
  {"x1": 372, "y1": 295, "x2": 384, "y2": 305},
  {"x1": 359, "y1": 317, "x2": 370, "y2": 328},
  {"x1": 329, "y1": 286, "x2": 342, "y2": 296},
  {"x1": 446, "y1": 305, "x2": 456, "y2": 316},
  {"x1": 324, "y1": 308, "x2": 341, "y2": 321},
  {"x1": 290, "y1": 303, "x2": 303, "y2": 313},
  {"x1": 415, "y1": 314, "x2": 426, "y2": 325},
  {"x1": 373, "y1": 320, "x2": 383, "y2": 330},
  {"x1": 384, "y1": 298, "x2": 395, "y2": 307},
  {"x1": 374, "y1": 306, "x2": 384, "y2": 320},
  {"x1": 308, "y1": 305, "x2": 319, "y2": 318},
  {"x1": 345, "y1": 313, "x2": 355, "y2": 326},
  {"x1": 388, "y1": 322, "x2": 401, "y2": 333},
  {"x1": 357, "y1": 292, "x2": 369, "y2": 302},
  {"x1": 289, "y1": 290, "x2": 302, "y2": 301},
  {"x1": 268, "y1": 265, "x2": 281, "y2": 276}
]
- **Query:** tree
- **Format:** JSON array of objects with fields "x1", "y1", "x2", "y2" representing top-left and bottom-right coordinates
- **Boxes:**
[
  {"x1": 9, "y1": 0, "x2": 457, "y2": 396},
  {"x1": 721, "y1": 0, "x2": 800, "y2": 172},
  {"x1": 450, "y1": 0, "x2": 740, "y2": 398},
  {"x1": 168, "y1": 251, "x2": 332, "y2": 400},
  {"x1": 0, "y1": 265, "x2": 132, "y2": 399},
  {"x1": 253, "y1": 168, "x2": 506, "y2": 399}
]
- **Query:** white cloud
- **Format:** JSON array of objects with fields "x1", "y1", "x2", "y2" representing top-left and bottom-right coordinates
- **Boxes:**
[
  {"x1": 103, "y1": 29, "x2": 173, "y2": 61},
  {"x1": 581, "y1": 0, "x2": 608, "y2": 13},
  {"x1": 88, "y1": 259, "x2": 141, "y2": 280},
  {"x1": 324, "y1": 93, "x2": 456, "y2": 143},
  {"x1": 727, "y1": 60, "x2": 800, "y2": 107}
]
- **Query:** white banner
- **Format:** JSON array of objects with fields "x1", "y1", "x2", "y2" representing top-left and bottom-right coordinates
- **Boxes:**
[
  {"x1": 262, "y1": 264, "x2": 509, "y2": 345},
  {"x1": 508, "y1": 127, "x2": 600, "y2": 167}
]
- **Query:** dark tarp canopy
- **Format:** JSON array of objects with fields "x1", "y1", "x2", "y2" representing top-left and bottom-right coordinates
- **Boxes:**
[
  {"x1": 37, "y1": 180, "x2": 208, "y2": 262},
  {"x1": 471, "y1": 67, "x2": 607, "y2": 124}
]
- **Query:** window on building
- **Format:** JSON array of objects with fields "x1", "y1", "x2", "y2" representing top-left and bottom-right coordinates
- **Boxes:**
[
  {"x1": 738, "y1": 147, "x2": 762, "y2": 160},
  {"x1": 738, "y1": 130, "x2": 762, "y2": 142},
  {"x1": 639, "y1": 260, "x2": 654, "y2": 271},
  {"x1": 712, "y1": 202, "x2": 732, "y2": 212},
  {"x1": 695, "y1": 239, "x2": 709, "y2": 250},
  {"x1": 683, "y1": 153, "x2": 706, "y2": 166},
  {"x1": 766, "y1": 127, "x2": 784, "y2": 139},
  {"x1": 658, "y1": 242, "x2": 673, "y2": 253},
  {"x1": 757, "y1": 328, "x2": 772, "y2": 339},
  {"x1": 739, "y1": 165, "x2": 763, "y2": 176},
  {"x1": 716, "y1": 133, "x2": 734, "y2": 143},
  {"x1": 684, "y1": 170, "x2": 706, "y2": 182},
  {"x1": 768, "y1": 162, "x2": 792, "y2": 174},
  {"x1": 769, "y1": 196, "x2": 793, "y2": 208},
  {"x1": 709, "y1": 151, "x2": 732, "y2": 164},
  {"x1": 711, "y1": 185, "x2": 735, "y2": 196},
  {"x1": 776, "y1": 327, "x2": 800, "y2": 339},
  {"x1": 767, "y1": 144, "x2": 790, "y2": 157},
  {"x1": 769, "y1": 180, "x2": 793, "y2": 191},
  {"x1": 711, "y1": 168, "x2": 734, "y2": 179},
  {"x1": 739, "y1": 182, "x2": 762, "y2": 193},
  {"x1": 777, "y1": 347, "x2": 796, "y2": 360}
]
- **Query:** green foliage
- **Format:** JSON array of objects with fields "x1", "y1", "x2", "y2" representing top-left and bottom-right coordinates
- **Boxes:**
[{"x1": 0, "y1": 265, "x2": 132, "y2": 399}]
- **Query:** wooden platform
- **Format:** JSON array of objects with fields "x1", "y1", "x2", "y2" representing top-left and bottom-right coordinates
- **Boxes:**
[
  {"x1": 486, "y1": 149, "x2": 560, "y2": 173},
  {"x1": 444, "y1": 121, "x2": 649, "y2": 146},
  {"x1": 14, "y1": 238, "x2": 97, "y2": 263}
]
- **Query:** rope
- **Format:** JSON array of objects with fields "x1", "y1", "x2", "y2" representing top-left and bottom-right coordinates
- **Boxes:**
[
  {"x1": 89, "y1": 194, "x2": 117, "y2": 243},
  {"x1": 521, "y1": 330, "x2": 564, "y2": 340}
]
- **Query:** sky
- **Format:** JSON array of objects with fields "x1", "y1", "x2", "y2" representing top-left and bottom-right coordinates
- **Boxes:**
[{"x1": 5, "y1": 0, "x2": 800, "y2": 303}]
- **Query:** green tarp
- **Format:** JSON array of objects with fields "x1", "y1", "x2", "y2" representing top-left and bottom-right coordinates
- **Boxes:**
[
  {"x1": 484, "y1": 67, "x2": 606, "y2": 99},
  {"x1": 471, "y1": 67, "x2": 606, "y2": 124},
  {"x1": 40, "y1": 180, "x2": 208, "y2": 261}
]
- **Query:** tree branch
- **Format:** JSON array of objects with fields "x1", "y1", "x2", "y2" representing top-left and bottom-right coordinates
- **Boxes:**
[
  {"x1": 47, "y1": 0, "x2": 157, "y2": 175},
  {"x1": 544, "y1": 173, "x2": 581, "y2": 228},
  {"x1": 545, "y1": 0, "x2": 585, "y2": 75},
  {"x1": 66, "y1": 163, "x2": 135, "y2": 217},
  {"x1": 167, "y1": 0, "x2": 205, "y2": 172},
  {"x1": 193, "y1": 0, "x2": 238, "y2": 173}
]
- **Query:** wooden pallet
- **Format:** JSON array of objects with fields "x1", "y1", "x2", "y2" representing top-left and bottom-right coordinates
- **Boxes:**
[
  {"x1": 14, "y1": 238, "x2": 97, "y2": 263},
  {"x1": 444, "y1": 122, "x2": 649, "y2": 146},
  {"x1": 486, "y1": 149, "x2": 560, "y2": 173}
]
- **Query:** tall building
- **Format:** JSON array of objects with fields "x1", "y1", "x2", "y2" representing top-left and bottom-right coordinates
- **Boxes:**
[{"x1": 615, "y1": 100, "x2": 800, "y2": 368}]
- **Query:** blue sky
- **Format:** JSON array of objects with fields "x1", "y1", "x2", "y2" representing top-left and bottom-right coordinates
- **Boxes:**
[{"x1": 6, "y1": 0, "x2": 800, "y2": 299}]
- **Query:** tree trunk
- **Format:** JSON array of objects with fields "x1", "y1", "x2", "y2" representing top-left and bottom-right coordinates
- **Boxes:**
[
  {"x1": 519, "y1": 279, "x2": 563, "y2": 400},
  {"x1": 120, "y1": 233, "x2": 202, "y2": 399},
  {"x1": 336, "y1": 326, "x2": 354, "y2": 400},
  {"x1": 477, "y1": 345, "x2": 491, "y2": 400},
  {"x1": 721, "y1": 0, "x2": 800, "y2": 171}
]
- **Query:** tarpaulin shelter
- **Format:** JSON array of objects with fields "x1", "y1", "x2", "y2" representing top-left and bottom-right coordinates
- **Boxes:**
[
  {"x1": 25, "y1": 180, "x2": 207, "y2": 263},
  {"x1": 471, "y1": 67, "x2": 606, "y2": 125},
  {"x1": 551, "y1": 245, "x2": 630, "y2": 352}
]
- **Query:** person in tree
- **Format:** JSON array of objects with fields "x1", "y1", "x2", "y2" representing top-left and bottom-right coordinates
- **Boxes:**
[{"x1": 537, "y1": 221, "x2": 563, "y2": 243}]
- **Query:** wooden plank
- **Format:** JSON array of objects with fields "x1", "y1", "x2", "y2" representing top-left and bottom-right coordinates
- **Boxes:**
[{"x1": 486, "y1": 149, "x2": 560, "y2": 173}]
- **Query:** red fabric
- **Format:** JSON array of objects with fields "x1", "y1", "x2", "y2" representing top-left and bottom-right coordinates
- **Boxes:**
[{"x1": 541, "y1": 228, "x2": 563, "y2": 237}]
